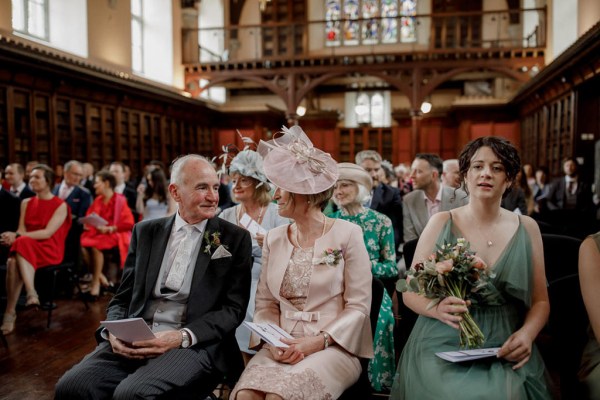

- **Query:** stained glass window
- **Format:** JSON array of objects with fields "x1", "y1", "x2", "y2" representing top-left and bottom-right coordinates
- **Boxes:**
[
  {"x1": 400, "y1": 0, "x2": 417, "y2": 43},
  {"x1": 343, "y1": 0, "x2": 360, "y2": 45},
  {"x1": 325, "y1": 0, "x2": 417, "y2": 46},
  {"x1": 325, "y1": 0, "x2": 341, "y2": 46}
]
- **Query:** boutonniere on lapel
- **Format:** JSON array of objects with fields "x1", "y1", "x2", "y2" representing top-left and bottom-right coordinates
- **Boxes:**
[
  {"x1": 204, "y1": 231, "x2": 231, "y2": 259},
  {"x1": 312, "y1": 248, "x2": 343, "y2": 267}
]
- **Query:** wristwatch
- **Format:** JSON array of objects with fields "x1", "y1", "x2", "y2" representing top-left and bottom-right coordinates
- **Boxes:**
[{"x1": 180, "y1": 329, "x2": 191, "y2": 348}]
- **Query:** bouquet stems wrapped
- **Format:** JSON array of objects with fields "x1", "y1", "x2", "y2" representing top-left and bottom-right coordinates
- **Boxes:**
[{"x1": 397, "y1": 238, "x2": 494, "y2": 349}]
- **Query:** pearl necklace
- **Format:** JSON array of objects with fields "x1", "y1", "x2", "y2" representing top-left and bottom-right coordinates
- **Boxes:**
[{"x1": 238, "y1": 204, "x2": 265, "y2": 225}]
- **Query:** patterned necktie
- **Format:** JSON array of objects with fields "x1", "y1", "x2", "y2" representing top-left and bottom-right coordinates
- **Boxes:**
[
  {"x1": 165, "y1": 225, "x2": 195, "y2": 291},
  {"x1": 567, "y1": 181, "x2": 575, "y2": 195}
]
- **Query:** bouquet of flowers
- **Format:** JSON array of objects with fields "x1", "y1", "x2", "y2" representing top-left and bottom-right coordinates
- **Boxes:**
[{"x1": 396, "y1": 238, "x2": 495, "y2": 348}]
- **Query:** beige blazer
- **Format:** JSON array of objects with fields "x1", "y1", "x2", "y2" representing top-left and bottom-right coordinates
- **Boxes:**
[
  {"x1": 403, "y1": 185, "x2": 469, "y2": 242},
  {"x1": 251, "y1": 219, "x2": 374, "y2": 359}
]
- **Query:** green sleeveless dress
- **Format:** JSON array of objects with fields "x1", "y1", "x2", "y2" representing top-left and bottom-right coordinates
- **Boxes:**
[{"x1": 390, "y1": 216, "x2": 552, "y2": 400}]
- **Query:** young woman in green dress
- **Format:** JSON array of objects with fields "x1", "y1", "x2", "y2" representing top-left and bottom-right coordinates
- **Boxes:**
[{"x1": 391, "y1": 137, "x2": 552, "y2": 399}]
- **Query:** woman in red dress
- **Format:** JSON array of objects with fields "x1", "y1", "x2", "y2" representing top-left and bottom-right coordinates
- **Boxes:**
[
  {"x1": 81, "y1": 170, "x2": 134, "y2": 298},
  {"x1": 0, "y1": 164, "x2": 71, "y2": 335}
]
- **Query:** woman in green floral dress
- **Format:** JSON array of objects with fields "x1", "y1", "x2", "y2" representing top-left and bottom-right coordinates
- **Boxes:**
[{"x1": 329, "y1": 162, "x2": 397, "y2": 392}]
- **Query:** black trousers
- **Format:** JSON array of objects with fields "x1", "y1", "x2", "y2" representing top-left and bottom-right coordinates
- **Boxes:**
[{"x1": 55, "y1": 341, "x2": 220, "y2": 400}]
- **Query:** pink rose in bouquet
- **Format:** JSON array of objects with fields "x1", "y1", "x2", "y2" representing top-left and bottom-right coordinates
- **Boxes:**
[{"x1": 396, "y1": 238, "x2": 495, "y2": 348}]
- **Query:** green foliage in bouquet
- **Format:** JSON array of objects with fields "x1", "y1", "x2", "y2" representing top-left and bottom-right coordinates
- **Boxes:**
[{"x1": 396, "y1": 238, "x2": 495, "y2": 348}]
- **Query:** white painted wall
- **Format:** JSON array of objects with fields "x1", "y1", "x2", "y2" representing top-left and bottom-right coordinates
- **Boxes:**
[
  {"x1": 49, "y1": 0, "x2": 88, "y2": 57},
  {"x1": 551, "y1": 0, "x2": 578, "y2": 59}
]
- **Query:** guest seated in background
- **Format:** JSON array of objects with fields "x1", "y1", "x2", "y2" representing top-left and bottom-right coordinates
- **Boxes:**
[
  {"x1": 219, "y1": 149, "x2": 288, "y2": 365},
  {"x1": 232, "y1": 126, "x2": 373, "y2": 400},
  {"x1": 0, "y1": 167, "x2": 21, "y2": 265},
  {"x1": 391, "y1": 137, "x2": 552, "y2": 399},
  {"x1": 109, "y1": 161, "x2": 138, "y2": 222},
  {"x1": 81, "y1": 170, "x2": 134, "y2": 298},
  {"x1": 501, "y1": 166, "x2": 531, "y2": 215},
  {"x1": 356, "y1": 150, "x2": 403, "y2": 259},
  {"x1": 578, "y1": 231, "x2": 600, "y2": 399},
  {"x1": 5, "y1": 163, "x2": 34, "y2": 200},
  {"x1": 55, "y1": 155, "x2": 252, "y2": 399},
  {"x1": 542, "y1": 158, "x2": 595, "y2": 238},
  {"x1": 330, "y1": 162, "x2": 397, "y2": 392},
  {"x1": 53, "y1": 160, "x2": 92, "y2": 271},
  {"x1": 0, "y1": 164, "x2": 71, "y2": 335},
  {"x1": 403, "y1": 153, "x2": 468, "y2": 242},
  {"x1": 136, "y1": 168, "x2": 176, "y2": 221}
]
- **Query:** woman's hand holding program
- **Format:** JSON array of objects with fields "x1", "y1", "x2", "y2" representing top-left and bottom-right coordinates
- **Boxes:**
[{"x1": 497, "y1": 329, "x2": 533, "y2": 370}]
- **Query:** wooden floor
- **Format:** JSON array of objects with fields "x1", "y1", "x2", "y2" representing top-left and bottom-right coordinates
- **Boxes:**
[{"x1": 0, "y1": 295, "x2": 110, "y2": 400}]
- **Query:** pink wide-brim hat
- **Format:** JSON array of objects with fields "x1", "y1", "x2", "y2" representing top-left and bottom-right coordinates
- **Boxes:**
[{"x1": 257, "y1": 125, "x2": 339, "y2": 195}]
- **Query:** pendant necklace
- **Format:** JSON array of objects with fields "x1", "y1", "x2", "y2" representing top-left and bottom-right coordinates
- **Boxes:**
[{"x1": 472, "y1": 213, "x2": 500, "y2": 247}]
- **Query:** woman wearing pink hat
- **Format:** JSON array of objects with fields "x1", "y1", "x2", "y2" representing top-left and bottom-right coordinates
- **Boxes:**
[{"x1": 232, "y1": 126, "x2": 374, "y2": 400}]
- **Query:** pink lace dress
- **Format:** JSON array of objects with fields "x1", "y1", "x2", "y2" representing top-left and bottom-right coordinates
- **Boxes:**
[{"x1": 231, "y1": 246, "x2": 361, "y2": 399}]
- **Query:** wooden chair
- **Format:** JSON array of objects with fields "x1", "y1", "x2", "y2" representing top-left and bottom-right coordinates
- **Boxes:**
[
  {"x1": 36, "y1": 242, "x2": 89, "y2": 328},
  {"x1": 395, "y1": 239, "x2": 419, "y2": 358},
  {"x1": 540, "y1": 233, "x2": 587, "y2": 399},
  {"x1": 338, "y1": 277, "x2": 386, "y2": 400}
]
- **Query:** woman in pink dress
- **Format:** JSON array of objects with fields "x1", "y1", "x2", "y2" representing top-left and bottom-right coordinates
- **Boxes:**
[
  {"x1": 0, "y1": 164, "x2": 71, "y2": 335},
  {"x1": 81, "y1": 170, "x2": 134, "y2": 298}
]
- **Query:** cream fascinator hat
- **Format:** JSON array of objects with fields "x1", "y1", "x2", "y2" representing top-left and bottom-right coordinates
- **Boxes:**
[
  {"x1": 229, "y1": 149, "x2": 270, "y2": 189},
  {"x1": 337, "y1": 162, "x2": 373, "y2": 191},
  {"x1": 258, "y1": 125, "x2": 339, "y2": 195}
]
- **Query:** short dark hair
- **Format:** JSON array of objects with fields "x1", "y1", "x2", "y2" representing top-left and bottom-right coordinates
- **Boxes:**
[
  {"x1": 96, "y1": 170, "x2": 117, "y2": 189},
  {"x1": 458, "y1": 136, "x2": 521, "y2": 194},
  {"x1": 32, "y1": 164, "x2": 55, "y2": 185},
  {"x1": 415, "y1": 153, "x2": 443, "y2": 175}
]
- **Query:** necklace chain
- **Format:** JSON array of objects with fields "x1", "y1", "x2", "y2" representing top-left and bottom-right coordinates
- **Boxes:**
[
  {"x1": 238, "y1": 204, "x2": 265, "y2": 225},
  {"x1": 294, "y1": 215, "x2": 327, "y2": 249},
  {"x1": 472, "y1": 213, "x2": 500, "y2": 247}
]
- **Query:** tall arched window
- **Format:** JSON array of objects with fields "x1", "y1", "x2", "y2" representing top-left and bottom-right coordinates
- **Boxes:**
[
  {"x1": 326, "y1": 0, "x2": 417, "y2": 46},
  {"x1": 347, "y1": 91, "x2": 390, "y2": 127}
]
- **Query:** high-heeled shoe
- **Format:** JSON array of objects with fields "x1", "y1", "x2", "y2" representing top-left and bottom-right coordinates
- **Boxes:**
[
  {"x1": 25, "y1": 293, "x2": 40, "y2": 310},
  {"x1": 1, "y1": 313, "x2": 16, "y2": 335}
]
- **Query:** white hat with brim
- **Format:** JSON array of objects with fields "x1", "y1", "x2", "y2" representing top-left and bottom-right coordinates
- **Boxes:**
[
  {"x1": 337, "y1": 162, "x2": 373, "y2": 192},
  {"x1": 258, "y1": 125, "x2": 339, "y2": 195}
]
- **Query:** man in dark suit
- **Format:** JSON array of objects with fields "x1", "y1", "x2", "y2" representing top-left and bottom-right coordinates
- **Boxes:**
[
  {"x1": 109, "y1": 161, "x2": 139, "y2": 222},
  {"x1": 52, "y1": 160, "x2": 92, "y2": 266},
  {"x1": 5, "y1": 163, "x2": 34, "y2": 200},
  {"x1": 355, "y1": 150, "x2": 403, "y2": 257},
  {"x1": 0, "y1": 167, "x2": 20, "y2": 265},
  {"x1": 56, "y1": 155, "x2": 252, "y2": 399},
  {"x1": 543, "y1": 157, "x2": 594, "y2": 237}
]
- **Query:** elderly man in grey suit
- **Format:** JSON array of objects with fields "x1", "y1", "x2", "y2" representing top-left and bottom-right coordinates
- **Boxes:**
[
  {"x1": 56, "y1": 155, "x2": 252, "y2": 399},
  {"x1": 403, "y1": 154, "x2": 468, "y2": 242}
]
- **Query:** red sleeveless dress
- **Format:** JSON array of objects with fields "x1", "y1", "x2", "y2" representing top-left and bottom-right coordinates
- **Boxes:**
[{"x1": 10, "y1": 196, "x2": 72, "y2": 269}]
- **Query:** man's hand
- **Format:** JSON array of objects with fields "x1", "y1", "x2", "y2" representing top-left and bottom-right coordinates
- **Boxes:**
[{"x1": 109, "y1": 330, "x2": 183, "y2": 359}]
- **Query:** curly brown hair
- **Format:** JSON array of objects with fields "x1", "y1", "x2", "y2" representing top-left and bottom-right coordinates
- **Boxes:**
[{"x1": 458, "y1": 136, "x2": 521, "y2": 195}]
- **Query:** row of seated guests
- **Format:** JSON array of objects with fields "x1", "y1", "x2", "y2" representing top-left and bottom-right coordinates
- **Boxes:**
[
  {"x1": 52, "y1": 128, "x2": 597, "y2": 399},
  {"x1": 0, "y1": 165, "x2": 72, "y2": 335},
  {"x1": 0, "y1": 159, "x2": 175, "y2": 334}
]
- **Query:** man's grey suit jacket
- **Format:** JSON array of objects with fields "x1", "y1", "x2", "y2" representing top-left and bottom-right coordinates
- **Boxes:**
[{"x1": 403, "y1": 186, "x2": 468, "y2": 242}]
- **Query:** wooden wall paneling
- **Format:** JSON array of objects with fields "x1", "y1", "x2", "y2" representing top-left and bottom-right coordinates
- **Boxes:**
[
  {"x1": 0, "y1": 87, "x2": 6, "y2": 166},
  {"x1": 28, "y1": 89, "x2": 37, "y2": 163},
  {"x1": 138, "y1": 113, "x2": 146, "y2": 169},
  {"x1": 160, "y1": 116, "x2": 167, "y2": 163},
  {"x1": 84, "y1": 103, "x2": 93, "y2": 166},
  {"x1": 131, "y1": 112, "x2": 141, "y2": 172},
  {"x1": 114, "y1": 106, "x2": 123, "y2": 163},
  {"x1": 396, "y1": 126, "x2": 412, "y2": 164},
  {"x1": 12, "y1": 89, "x2": 31, "y2": 164},
  {"x1": 49, "y1": 94, "x2": 59, "y2": 166},
  {"x1": 34, "y1": 93, "x2": 51, "y2": 165},
  {"x1": 121, "y1": 109, "x2": 130, "y2": 167},
  {"x1": 99, "y1": 106, "x2": 107, "y2": 165}
]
